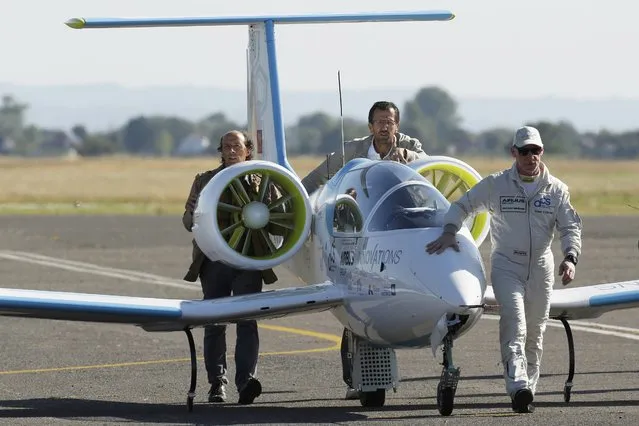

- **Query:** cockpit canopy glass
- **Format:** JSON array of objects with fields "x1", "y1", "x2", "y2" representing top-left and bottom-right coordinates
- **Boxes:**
[
  {"x1": 328, "y1": 160, "x2": 450, "y2": 233},
  {"x1": 332, "y1": 160, "x2": 428, "y2": 216},
  {"x1": 367, "y1": 183, "x2": 449, "y2": 232}
]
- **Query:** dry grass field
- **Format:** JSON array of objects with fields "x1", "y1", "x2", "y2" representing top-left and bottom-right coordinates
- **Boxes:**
[{"x1": 0, "y1": 155, "x2": 637, "y2": 215}]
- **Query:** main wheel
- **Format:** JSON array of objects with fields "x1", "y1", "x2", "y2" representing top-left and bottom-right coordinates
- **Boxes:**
[{"x1": 359, "y1": 389, "x2": 385, "y2": 407}]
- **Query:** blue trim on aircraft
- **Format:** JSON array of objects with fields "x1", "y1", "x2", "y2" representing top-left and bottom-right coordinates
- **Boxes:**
[
  {"x1": 590, "y1": 291, "x2": 639, "y2": 307},
  {"x1": 0, "y1": 297, "x2": 183, "y2": 319},
  {"x1": 264, "y1": 19, "x2": 292, "y2": 172},
  {"x1": 68, "y1": 11, "x2": 455, "y2": 29}
]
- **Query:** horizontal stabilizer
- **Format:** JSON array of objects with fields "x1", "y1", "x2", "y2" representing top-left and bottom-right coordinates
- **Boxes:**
[{"x1": 65, "y1": 11, "x2": 454, "y2": 29}]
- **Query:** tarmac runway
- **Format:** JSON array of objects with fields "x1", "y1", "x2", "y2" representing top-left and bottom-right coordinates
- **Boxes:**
[{"x1": 0, "y1": 215, "x2": 638, "y2": 425}]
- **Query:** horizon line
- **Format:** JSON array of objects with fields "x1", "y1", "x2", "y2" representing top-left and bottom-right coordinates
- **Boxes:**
[{"x1": 2, "y1": 82, "x2": 639, "y2": 101}]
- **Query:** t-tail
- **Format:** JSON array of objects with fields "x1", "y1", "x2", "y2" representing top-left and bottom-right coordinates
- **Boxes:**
[
  {"x1": 65, "y1": 11, "x2": 455, "y2": 174},
  {"x1": 245, "y1": 21, "x2": 291, "y2": 171}
]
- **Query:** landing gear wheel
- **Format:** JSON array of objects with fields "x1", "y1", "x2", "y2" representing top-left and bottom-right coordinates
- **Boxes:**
[
  {"x1": 436, "y1": 382, "x2": 454, "y2": 417},
  {"x1": 359, "y1": 389, "x2": 385, "y2": 407},
  {"x1": 436, "y1": 334, "x2": 460, "y2": 417}
]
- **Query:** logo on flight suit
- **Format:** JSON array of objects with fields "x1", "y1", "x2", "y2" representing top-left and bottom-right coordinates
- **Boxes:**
[
  {"x1": 500, "y1": 196, "x2": 527, "y2": 213},
  {"x1": 533, "y1": 195, "x2": 554, "y2": 214}
]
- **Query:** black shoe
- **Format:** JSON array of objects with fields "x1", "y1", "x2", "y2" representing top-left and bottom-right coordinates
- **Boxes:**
[
  {"x1": 238, "y1": 377, "x2": 262, "y2": 405},
  {"x1": 511, "y1": 402, "x2": 535, "y2": 413},
  {"x1": 511, "y1": 388, "x2": 534, "y2": 413},
  {"x1": 208, "y1": 383, "x2": 227, "y2": 403}
]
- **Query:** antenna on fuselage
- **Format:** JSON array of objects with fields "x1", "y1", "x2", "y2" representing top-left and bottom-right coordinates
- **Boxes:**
[{"x1": 338, "y1": 70, "x2": 345, "y2": 168}]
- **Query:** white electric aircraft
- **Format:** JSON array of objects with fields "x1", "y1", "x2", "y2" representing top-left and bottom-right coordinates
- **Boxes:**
[{"x1": 1, "y1": 10, "x2": 638, "y2": 417}]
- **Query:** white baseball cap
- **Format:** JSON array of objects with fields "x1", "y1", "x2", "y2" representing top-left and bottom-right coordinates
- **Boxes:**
[{"x1": 513, "y1": 126, "x2": 544, "y2": 148}]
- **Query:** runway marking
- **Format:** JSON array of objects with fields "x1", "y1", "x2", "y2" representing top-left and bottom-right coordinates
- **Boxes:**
[
  {"x1": 483, "y1": 314, "x2": 639, "y2": 341},
  {"x1": 0, "y1": 250, "x2": 200, "y2": 292},
  {"x1": 568, "y1": 320, "x2": 639, "y2": 334},
  {"x1": 0, "y1": 324, "x2": 340, "y2": 376},
  {"x1": 2, "y1": 250, "x2": 638, "y2": 342}
]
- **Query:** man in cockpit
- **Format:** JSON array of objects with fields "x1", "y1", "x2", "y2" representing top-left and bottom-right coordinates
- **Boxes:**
[{"x1": 301, "y1": 100, "x2": 428, "y2": 196}]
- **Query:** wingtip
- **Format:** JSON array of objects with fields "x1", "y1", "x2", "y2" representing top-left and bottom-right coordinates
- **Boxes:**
[{"x1": 65, "y1": 18, "x2": 86, "y2": 29}]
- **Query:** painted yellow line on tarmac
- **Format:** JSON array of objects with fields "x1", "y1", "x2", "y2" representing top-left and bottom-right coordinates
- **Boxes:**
[
  {"x1": 0, "y1": 324, "x2": 341, "y2": 376},
  {"x1": 0, "y1": 358, "x2": 194, "y2": 375},
  {"x1": 261, "y1": 324, "x2": 342, "y2": 344}
]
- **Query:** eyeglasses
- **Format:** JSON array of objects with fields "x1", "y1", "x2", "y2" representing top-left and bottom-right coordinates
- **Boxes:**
[
  {"x1": 222, "y1": 144, "x2": 245, "y2": 152},
  {"x1": 516, "y1": 146, "x2": 542, "y2": 156},
  {"x1": 372, "y1": 119, "x2": 397, "y2": 127}
]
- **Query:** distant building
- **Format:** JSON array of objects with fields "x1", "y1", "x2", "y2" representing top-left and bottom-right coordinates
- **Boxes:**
[
  {"x1": 32, "y1": 130, "x2": 79, "y2": 158},
  {"x1": 0, "y1": 136, "x2": 16, "y2": 155},
  {"x1": 174, "y1": 133, "x2": 211, "y2": 157}
]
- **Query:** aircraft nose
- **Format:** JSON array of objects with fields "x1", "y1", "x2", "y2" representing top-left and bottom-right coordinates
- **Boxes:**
[
  {"x1": 412, "y1": 228, "x2": 486, "y2": 313},
  {"x1": 443, "y1": 267, "x2": 485, "y2": 310}
]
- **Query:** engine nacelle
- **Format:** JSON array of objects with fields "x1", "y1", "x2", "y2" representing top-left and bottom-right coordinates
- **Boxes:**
[
  {"x1": 193, "y1": 160, "x2": 312, "y2": 270},
  {"x1": 408, "y1": 156, "x2": 490, "y2": 247}
]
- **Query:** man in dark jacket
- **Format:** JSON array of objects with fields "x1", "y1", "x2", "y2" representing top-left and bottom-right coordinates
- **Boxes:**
[{"x1": 182, "y1": 130, "x2": 283, "y2": 405}]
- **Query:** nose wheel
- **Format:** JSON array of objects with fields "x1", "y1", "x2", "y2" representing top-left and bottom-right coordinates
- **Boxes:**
[{"x1": 436, "y1": 335, "x2": 460, "y2": 416}]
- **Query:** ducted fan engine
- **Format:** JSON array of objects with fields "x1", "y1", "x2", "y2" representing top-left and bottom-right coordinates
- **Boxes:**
[
  {"x1": 193, "y1": 160, "x2": 312, "y2": 270},
  {"x1": 409, "y1": 155, "x2": 491, "y2": 247}
]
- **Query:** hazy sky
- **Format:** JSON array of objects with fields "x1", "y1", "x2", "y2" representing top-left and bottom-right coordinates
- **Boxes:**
[{"x1": 3, "y1": 0, "x2": 638, "y2": 99}]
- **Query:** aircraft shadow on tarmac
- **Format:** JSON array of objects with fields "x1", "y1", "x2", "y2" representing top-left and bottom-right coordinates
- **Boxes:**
[
  {"x1": 401, "y1": 369, "x2": 639, "y2": 383},
  {"x1": 0, "y1": 397, "x2": 456, "y2": 424},
  {"x1": 1, "y1": 394, "x2": 639, "y2": 424}
]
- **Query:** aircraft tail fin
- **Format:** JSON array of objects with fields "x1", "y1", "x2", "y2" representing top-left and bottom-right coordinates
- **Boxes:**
[{"x1": 246, "y1": 21, "x2": 291, "y2": 171}]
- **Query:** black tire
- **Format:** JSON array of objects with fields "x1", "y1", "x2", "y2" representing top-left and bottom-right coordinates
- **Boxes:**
[
  {"x1": 359, "y1": 389, "x2": 385, "y2": 407},
  {"x1": 437, "y1": 382, "x2": 454, "y2": 416}
]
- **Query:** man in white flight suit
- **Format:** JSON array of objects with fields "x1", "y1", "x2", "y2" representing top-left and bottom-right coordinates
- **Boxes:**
[{"x1": 426, "y1": 126, "x2": 582, "y2": 413}]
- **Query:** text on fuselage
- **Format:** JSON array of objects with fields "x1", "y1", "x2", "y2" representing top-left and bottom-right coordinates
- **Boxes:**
[{"x1": 340, "y1": 244, "x2": 403, "y2": 267}]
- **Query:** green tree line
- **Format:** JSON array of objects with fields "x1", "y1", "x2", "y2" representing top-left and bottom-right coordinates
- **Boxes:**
[{"x1": 1, "y1": 88, "x2": 638, "y2": 159}]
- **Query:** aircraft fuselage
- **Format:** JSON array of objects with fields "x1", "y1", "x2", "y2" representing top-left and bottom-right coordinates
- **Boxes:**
[{"x1": 286, "y1": 160, "x2": 487, "y2": 349}]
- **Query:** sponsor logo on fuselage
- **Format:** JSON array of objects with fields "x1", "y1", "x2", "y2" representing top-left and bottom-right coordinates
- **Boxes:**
[{"x1": 340, "y1": 243, "x2": 403, "y2": 267}]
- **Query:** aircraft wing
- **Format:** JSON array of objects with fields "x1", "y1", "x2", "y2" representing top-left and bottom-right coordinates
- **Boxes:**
[
  {"x1": 483, "y1": 280, "x2": 639, "y2": 320},
  {"x1": 0, "y1": 283, "x2": 344, "y2": 332}
]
